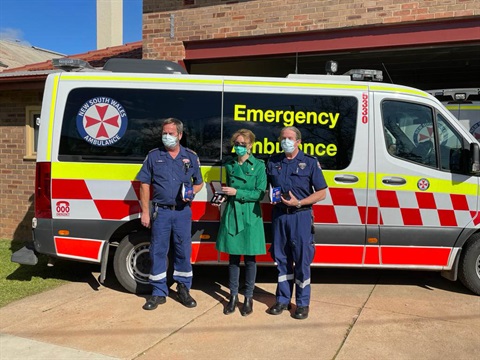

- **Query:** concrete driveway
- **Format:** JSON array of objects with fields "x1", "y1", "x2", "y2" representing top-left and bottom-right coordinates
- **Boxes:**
[{"x1": 1, "y1": 265, "x2": 479, "y2": 360}]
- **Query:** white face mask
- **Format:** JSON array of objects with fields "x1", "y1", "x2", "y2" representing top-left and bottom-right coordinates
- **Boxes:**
[
  {"x1": 281, "y1": 138, "x2": 296, "y2": 154},
  {"x1": 162, "y1": 134, "x2": 178, "y2": 148}
]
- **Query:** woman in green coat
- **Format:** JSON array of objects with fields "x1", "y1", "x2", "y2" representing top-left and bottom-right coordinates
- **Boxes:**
[{"x1": 215, "y1": 129, "x2": 267, "y2": 316}]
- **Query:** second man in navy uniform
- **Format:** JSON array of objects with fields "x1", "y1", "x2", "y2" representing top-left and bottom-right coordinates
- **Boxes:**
[
  {"x1": 266, "y1": 126, "x2": 328, "y2": 320},
  {"x1": 137, "y1": 118, "x2": 204, "y2": 310}
]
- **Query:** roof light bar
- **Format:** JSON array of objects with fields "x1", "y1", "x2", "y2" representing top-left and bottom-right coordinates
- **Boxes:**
[
  {"x1": 344, "y1": 69, "x2": 383, "y2": 82},
  {"x1": 52, "y1": 58, "x2": 93, "y2": 72}
]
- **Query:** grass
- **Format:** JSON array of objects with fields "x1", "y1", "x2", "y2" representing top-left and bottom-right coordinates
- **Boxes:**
[{"x1": 0, "y1": 240, "x2": 99, "y2": 308}]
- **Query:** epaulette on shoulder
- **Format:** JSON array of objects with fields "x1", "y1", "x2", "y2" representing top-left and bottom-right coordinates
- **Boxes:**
[
  {"x1": 185, "y1": 147, "x2": 197, "y2": 155},
  {"x1": 304, "y1": 153, "x2": 317, "y2": 160}
]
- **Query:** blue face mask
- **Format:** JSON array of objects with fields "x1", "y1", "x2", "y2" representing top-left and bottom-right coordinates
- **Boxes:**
[
  {"x1": 234, "y1": 145, "x2": 248, "y2": 156},
  {"x1": 162, "y1": 134, "x2": 178, "y2": 148},
  {"x1": 281, "y1": 138, "x2": 296, "y2": 154}
]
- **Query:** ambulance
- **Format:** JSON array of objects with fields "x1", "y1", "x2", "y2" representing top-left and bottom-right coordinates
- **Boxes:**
[{"x1": 12, "y1": 59, "x2": 480, "y2": 296}]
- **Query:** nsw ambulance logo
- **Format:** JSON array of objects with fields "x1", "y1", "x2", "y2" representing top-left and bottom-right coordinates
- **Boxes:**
[
  {"x1": 76, "y1": 97, "x2": 128, "y2": 146},
  {"x1": 413, "y1": 123, "x2": 448, "y2": 146},
  {"x1": 469, "y1": 122, "x2": 480, "y2": 140}
]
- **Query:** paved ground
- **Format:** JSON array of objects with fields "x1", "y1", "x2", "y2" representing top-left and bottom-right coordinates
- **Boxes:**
[{"x1": 1, "y1": 264, "x2": 479, "y2": 360}]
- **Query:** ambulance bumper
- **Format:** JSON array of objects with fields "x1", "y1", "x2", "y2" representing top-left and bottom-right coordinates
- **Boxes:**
[{"x1": 11, "y1": 245, "x2": 38, "y2": 266}]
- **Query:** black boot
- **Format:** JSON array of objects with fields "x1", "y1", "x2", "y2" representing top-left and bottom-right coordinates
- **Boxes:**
[
  {"x1": 241, "y1": 297, "x2": 253, "y2": 316},
  {"x1": 176, "y1": 283, "x2": 197, "y2": 308},
  {"x1": 224, "y1": 295, "x2": 238, "y2": 315}
]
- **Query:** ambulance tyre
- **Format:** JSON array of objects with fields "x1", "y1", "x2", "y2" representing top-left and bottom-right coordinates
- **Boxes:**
[
  {"x1": 113, "y1": 232, "x2": 175, "y2": 294},
  {"x1": 114, "y1": 232, "x2": 152, "y2": 294},
  {"x1": 458, "y1": 235, "x2": 480, "y2": 295}
]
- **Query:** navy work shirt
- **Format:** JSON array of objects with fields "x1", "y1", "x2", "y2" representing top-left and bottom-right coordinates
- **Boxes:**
[
  {"x1": 266, "y1": 150, "x2": 327, "y2": 202},
  {"x1": 137, "y1": 145, "x2": 203, "y2": 206}
]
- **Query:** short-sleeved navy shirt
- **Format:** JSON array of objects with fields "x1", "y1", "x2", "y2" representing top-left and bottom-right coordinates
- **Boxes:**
[
  {"x1": 137, "y1": 145, "x2": 203, "y2": 206},
  {"x1": 266, "y1": 150, "x2": 327, "y2": 201}
]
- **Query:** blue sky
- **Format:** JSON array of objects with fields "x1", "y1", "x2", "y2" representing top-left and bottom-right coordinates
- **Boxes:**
[{"x1": 0, "y1": 0, "x2": 142, "y2": 56}]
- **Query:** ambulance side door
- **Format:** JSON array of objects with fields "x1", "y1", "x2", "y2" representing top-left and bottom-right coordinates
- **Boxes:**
[{"x1": 373, "y1": 91, "x2": 479, "y2": 268}]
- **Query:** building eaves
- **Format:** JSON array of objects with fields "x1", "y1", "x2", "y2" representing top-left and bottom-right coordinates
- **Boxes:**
[{"x1": 2, "y1": 41, "x2": 142, "y2": 73}]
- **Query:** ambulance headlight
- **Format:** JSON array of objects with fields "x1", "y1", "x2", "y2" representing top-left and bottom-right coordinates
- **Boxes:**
[{"x1": 325, "y1": 61, "x2": 338, "y2": 75}]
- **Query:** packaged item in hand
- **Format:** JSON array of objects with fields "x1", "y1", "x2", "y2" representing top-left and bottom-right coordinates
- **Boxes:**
[
  {"x1": 269, "y1": 184, "x2": 282, "y2": 203},
  {"x1": 182, "y1": 183, "x2": 194, "y2": 201},
  {"x1": 210, "y1": 181, "x2": 226, "y2": 205}
]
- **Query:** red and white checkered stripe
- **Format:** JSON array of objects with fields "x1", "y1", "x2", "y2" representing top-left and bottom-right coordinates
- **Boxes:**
[
  {"x1": 52, "y1": 179, "x2": 479, "y2": 229},
  {"x1": 314, "y1": 187, "x2": 478, "y2": 228}
]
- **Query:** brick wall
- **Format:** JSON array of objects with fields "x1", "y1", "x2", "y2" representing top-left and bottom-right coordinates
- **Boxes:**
[
  {"x1": 0, "y1": 89, "x2": 41, "y2": 240},
  {"x1": 143, "y1": 0, "x2": 479, "y2": 61}
]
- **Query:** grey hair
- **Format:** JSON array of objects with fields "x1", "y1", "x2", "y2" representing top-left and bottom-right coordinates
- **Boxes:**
[
  {"x1": 163, "y1": 118, "x2": 184, "y2": 134},
  {"x1": 279, "y1": 126, "x2": 302, "y2": 141}
]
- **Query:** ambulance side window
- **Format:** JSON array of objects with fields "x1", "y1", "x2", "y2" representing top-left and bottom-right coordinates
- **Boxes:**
[
  {"x1": 223, "y1": 92, "x2": 358, "y2": 170},
  {"x1": 382, "y1": 100, "x2": 437, "y2": 168},
  {"x1": 59, "y1": 88, "x2": 222, "y2": 163},
  {"x1": 436, "y1": 113, "x2": 465, "y2": 172}
]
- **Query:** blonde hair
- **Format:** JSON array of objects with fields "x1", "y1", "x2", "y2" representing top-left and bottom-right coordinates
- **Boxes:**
[{"x1": 230, "y1": 129, "x2": 255, "y2": 145}]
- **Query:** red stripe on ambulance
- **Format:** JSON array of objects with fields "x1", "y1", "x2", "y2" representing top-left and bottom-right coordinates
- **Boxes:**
[
  {"x1": 52, "y1": 179, "x2": 92, "y2": 199},
  {"x1": 381, "y1": 246, "x2": 451, "y2": 266},
  {"x1": 54, "y1": 237, "x2": 103, "y2": 262},
  {"x1": 94, "y1": 200, "x2": 142, "y2": 220}
]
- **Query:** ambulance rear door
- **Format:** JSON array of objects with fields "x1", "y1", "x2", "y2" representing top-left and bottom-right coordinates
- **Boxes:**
[{"x1": 373, "y1": 88, "x2": 479, "y2": 269}]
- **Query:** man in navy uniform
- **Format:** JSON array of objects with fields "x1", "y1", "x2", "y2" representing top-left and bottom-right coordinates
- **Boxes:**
[
  {"x1": 266, "y1": 126, "x2": 327, "y2": 320},
  {"x1": 137, "y1": 118, "x2": 204, "y2": 310}
]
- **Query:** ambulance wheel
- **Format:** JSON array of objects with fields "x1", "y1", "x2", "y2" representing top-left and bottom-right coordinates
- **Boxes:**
[
  {"x1": 458, "y1": 235, "x2": 480, "y2": 295},
  {"x1": 114, "y1": 232, "x2": 152, "y2": 294},
  {"x1": 113, "y1": 232, "x2": 175, "y2": 294}
]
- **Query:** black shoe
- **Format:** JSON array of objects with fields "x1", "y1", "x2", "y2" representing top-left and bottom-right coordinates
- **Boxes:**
[
  {"x1": 176, "y1": 283, "x2": 197, "y2": 308},
  {"x1": 224, "y1": 295, "x2": 238, "y2": 315},
  {"x1": 294, "y1": 306, "x2": 309, "y2": 320},
  {"x1": 241, "y1": 297, "x2": 253, "y2": 316},
  {"x1": 268, "y1": 302, "x2": 291, "y2": 315},
  {"x1": 142, "y1": 295, "x2": 166, "y2": 310}
]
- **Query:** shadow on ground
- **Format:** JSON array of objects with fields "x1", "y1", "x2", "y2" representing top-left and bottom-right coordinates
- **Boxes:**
[{"x1": 6, "y1": 240, "x2": 475, "y2": 298}]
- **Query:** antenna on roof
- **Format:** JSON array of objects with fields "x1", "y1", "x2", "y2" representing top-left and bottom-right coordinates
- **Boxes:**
[{"x1": 382, "y1": 63, "x2": 393, "y2": 83}]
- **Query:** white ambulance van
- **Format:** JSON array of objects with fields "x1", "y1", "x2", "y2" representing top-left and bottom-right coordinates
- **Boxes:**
[{"x1": 12, "y1": 59, "x2": 480, "y2": 296}]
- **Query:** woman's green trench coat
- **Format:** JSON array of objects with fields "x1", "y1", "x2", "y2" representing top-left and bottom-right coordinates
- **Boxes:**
[{"x1": 216, "y1": 155, "x2": 267, "y2": 255}]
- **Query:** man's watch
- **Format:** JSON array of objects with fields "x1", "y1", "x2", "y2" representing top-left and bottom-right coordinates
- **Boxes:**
[{"x1": 296, "y1": 200, "x2": 302, "y2": 208}]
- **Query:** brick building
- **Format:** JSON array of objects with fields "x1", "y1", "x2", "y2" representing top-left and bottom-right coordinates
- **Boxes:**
[
  {"x1": 142, "y1": 0, "x2": 479, "y2": 88},
  {"x1": 1, "y1": 0, "x2": 479, "y2": 240}
]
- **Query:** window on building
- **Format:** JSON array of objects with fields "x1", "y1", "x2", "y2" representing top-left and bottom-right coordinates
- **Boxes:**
[{"x1": 25, "y1": 106, "x2": 41, "y2": 159}]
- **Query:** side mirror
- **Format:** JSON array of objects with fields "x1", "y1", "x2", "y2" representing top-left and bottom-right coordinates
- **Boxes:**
[{"x1": 470, "y1": 142, "x2": 480, "y2": 174}]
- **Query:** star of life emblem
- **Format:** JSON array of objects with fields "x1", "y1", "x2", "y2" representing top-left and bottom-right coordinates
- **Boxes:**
[
  {"x1": 76, "y1": 97, "x2": 128, "y2": 147},
  {"x1": 417, "y1": 178, "x2": 430, "y2": 191},
  {"x1": 413, "y1": 123, "x2": 448, "y2": 146},
  {"x1": 469, "y1": 121, "x2": 480, "y2": 140}
]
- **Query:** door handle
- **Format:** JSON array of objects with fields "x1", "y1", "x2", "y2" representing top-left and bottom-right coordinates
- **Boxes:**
[
  {"x1": 334, "y1": 174, "x2": 359, "y2": 183},
  {"x1": 382, "y1": 177, "x2": 407, "y2": 185}
]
